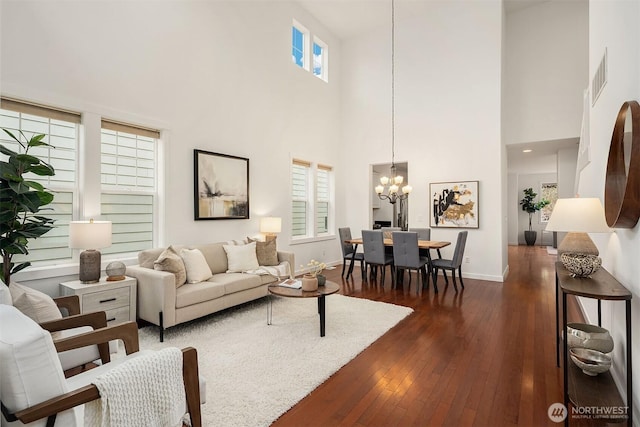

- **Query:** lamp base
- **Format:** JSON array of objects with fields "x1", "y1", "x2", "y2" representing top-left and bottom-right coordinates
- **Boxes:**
[
  {"x1": 79, "y1": 249, "x2": 101, "y2": 284},
  {"x1": 558, "y1": 232, "x2": 599, "y2": 257}
]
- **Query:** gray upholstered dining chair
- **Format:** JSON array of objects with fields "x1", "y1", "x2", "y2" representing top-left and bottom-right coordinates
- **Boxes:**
[
  {"x1": 339, "y1": 227, "x2": 365, "y2": 280},
  {"x1": 408, "y1": 227, "x2": 431, "y2": 241},
  {"x1": 392, "y1": 231, "x2": 430, "y2": 290},
  {"x1": 432, "y1": 231, "x2": 468, "y2": 291},
  {"x1": 361, "y1": 230, "x2": 395, "y2": 287}
]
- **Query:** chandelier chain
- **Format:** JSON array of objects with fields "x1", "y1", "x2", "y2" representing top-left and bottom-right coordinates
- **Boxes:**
[{"x1": 391, "y1": 0, "x2": 395, "y2": 166}]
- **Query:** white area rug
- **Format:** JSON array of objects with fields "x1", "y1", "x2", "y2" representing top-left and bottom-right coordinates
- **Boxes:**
[{"x1": 138, "y1": 294, "x2": 413, "y2": 427}]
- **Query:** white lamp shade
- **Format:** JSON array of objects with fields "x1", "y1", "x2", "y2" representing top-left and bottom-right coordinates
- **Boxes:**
[
  {"x1": 545, "y1": 198, "x2": 610, "y2": 233},
  {"x1": 260, "y1": 217, "x2": 282, "y2": 234},
  {"x1": 69, "y1": 221, "x2": 112, "y2": 249}
]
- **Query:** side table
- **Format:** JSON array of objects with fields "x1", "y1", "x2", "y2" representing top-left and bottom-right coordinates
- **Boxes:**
[
  {"x1": 555, "y1": 262, "x2": 632, "y2": 426},
  {"x1": 60, "y1": 276, "x2": 137, "y2": 326}
]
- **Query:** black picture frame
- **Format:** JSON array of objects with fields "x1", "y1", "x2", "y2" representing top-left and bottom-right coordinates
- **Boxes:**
[{"x1": 194, "y1": 149, "x2": 249, "y2": 220}]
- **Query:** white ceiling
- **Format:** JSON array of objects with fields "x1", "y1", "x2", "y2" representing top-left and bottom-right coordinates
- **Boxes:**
[{"x1": 296, "y1": 0, "x2": 550, "y2": 41}]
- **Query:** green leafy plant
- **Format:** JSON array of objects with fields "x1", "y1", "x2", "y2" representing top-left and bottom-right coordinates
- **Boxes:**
[
  {"x1": 519, "y1": 187, "x2": 550, "y2": 232},
  {"x1": 0, "y1": 129, "x2": 56, "y2": 285}
]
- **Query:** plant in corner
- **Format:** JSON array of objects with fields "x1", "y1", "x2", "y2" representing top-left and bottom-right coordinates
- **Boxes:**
[
  {"x1": 519, "y1": 187, "x2": 550, "y2": 246},
  {"x1": 0, "y1": 129, "x2": 56, "y2": 286}
]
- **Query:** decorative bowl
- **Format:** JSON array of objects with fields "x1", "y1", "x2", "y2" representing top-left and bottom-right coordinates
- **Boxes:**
[
  {"x1": 567, "y1": 323, "x2": 614, "y2": 353},
  {"x1": 569, "y1": 348, "x2": 611, "y2": 376},
  {"x1": 560, "y1": 253, "x2": 602, "y2": 277}
]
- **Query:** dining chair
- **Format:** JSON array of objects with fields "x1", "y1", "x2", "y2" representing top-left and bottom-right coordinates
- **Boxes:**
[
  {"x1": 381, "y1": 226, "x2": 401, "y2": 239},
  {"x1": 392, "y1": 232, "x2": 430, "y2": 291},
  {"x1": 408, "y1": 227, "x2": 431, "y2": 241},
  {"x1": 339, "y1": 227, "x2": 365, "y2": 280},
  {"x1": 432, "y1": 231, "x2": 468, "y2": 291},
  {"x1": 361, "y1": 230, "x2": 395, "y2": 287}
]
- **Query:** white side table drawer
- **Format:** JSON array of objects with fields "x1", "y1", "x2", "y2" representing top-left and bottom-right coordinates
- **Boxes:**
[
  {"x1": 83, "y1": 286, "x2": 130, "y2": 313},
  {"x1": 60, "y1": 276, "x2": 137, "y2": 325}
]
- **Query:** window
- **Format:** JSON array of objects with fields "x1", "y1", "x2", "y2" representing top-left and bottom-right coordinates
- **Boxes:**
[
  {"x1": 100, "y1": 121, "x2": 158, "y2": 255},
  {"x1": 291, "y1": 159, "x2": 333, "y2": 239},
  {"x1": 291, "y1": 160, "x2": 309, "y2": 237},
  {"x1": 0, "y1": 98, "x2": 80, "y2": 264},
  {"x1": 316, "y1": 165, "x2": 331, "y2": 234},
  {"x1": 0, "y1": 97, "x2": 160, "y2": 271},
  {"x1": 313, "y1": 37, "x2": 328, "y2": 81},
  {"x1": 292, "y1": 22, "x2": 308, "y2": 70},
  {"x1": 292, "y1": 20, "x2": 328, "y2": 81}
]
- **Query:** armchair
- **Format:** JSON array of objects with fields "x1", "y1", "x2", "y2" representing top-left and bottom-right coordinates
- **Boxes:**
[{"x1": 0, "y1": 304, "x2": 202, "y2": 427}]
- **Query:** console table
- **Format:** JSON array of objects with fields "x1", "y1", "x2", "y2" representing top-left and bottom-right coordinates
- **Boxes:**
[{"x1": 555, "y1": 262, "x2": 632, "y2": 426}]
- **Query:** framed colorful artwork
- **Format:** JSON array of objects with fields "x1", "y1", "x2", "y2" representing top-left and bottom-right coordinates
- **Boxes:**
[
  {"x1": 194, "y1": 149, "x2": 249, "y2": 220},
  {"x1": 430, "y1": 181, "x2": 479, "y2": 228}
]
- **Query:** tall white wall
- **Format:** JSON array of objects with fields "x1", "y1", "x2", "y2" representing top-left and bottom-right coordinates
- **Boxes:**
[
  {"x1": 581, "y1": 0, "x2": 640, "y2": 418},
  {"x1": 1, "y1": 1, "x2": 344, "y2": 292},
  {"x1": 504, "y1": 0, "x2": 588, "y2": 145},
  {"x1": 340, "y1": 0, "x2": 504, "y2": 281}
]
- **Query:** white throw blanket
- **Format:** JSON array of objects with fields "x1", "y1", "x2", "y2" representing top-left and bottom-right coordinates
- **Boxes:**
[
  {"x1": 84, "y1": 347, "x2": 186, "y2": 427},
  {"x1": 245, "y1": 261, "x2": 291, "y2": 279}
]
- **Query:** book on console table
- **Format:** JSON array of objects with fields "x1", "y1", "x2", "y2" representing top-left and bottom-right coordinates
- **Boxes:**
[{"x1": 277, "y1": 279, "x2": 302, "y2": 289}]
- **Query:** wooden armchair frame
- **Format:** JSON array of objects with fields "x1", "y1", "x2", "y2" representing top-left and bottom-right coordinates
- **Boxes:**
[{"x1": 2, "y1": 320, "x2": 202, "y2": 427}]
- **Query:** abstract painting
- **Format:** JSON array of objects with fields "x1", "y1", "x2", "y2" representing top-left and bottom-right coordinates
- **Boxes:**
[
  {"x1": 430, "y1": 181, "x2": 479, "y2": 228},
  {"x1": 194, "y1": 149, "x2": 249, "y2": 220}
]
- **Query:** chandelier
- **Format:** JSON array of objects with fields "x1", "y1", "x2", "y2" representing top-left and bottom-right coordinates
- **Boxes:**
[{"x1": 374, "y1": 0, "x2": 412, "y2": 205}]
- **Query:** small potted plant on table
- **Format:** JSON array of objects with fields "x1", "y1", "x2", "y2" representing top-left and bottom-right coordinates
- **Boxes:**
[{"x1": 519, "y1": 187, "x2": 550, "y2": 246}]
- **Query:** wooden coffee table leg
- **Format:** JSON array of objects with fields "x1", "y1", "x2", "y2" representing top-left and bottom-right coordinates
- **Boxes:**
[{"x1": 319, "y1": 295, "x2": 326, "y2": 337}]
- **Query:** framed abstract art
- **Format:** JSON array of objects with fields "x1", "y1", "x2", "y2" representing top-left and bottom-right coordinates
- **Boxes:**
[
  {"x1": 430, "y1": 181, "x2": 479, "y2": 228},
  {"x1": 194, "y1": 149, "x2": 249, "y2": 220}
]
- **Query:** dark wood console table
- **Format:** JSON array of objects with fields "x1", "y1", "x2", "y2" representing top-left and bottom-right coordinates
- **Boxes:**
[{"x1": 555, "y1": 262, "x2": 632, "y2": 426}]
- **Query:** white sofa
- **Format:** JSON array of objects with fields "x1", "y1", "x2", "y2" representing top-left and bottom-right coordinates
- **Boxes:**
[{"x1": 126, "y1": 242, "x2": 294, "y2": 341}]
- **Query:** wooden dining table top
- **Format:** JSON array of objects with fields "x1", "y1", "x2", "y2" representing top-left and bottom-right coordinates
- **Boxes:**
[{"x1": 346, "y1": 237, "x2": 451, "y2": 250}]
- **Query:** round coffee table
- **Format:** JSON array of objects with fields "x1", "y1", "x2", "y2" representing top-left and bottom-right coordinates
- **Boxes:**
[{"x1": 267, "y1": 280, "x2": 340, "y2": 337}]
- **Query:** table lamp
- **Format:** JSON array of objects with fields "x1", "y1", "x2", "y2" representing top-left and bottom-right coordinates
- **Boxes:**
[
  {"x1": 545, "y1": 198, "x2": 610, "y2": 277},
  {"x1": 260, "y1": 217, "x2": 281, "y2": 241},
  {"x1": 69, "y1": 220, "x2": 112, "y2": 283}
]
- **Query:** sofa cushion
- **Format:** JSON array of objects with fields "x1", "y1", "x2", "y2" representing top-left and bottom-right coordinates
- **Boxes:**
[
  {"x1": 248, "y1": 237, "x2": 279, "y2": 266},
  {"x1": 0, "y1": 305, "x2": 80, "y2": 426},
  {"x1": 181, "y1": 248, "x2": 213, "y2": 283},
  {"x1": 195, "y1": 242, "x2": 228, "y2": 274},
  {"x1": 175, "y1": 281, "x2": 226, "y2": 309},
  {"x1": 223, "y1": 242, "x2": 259, "y2": 273},
  {"x1": 208, "y1": 272, "x2": 263, "y2": 295},
  {"x1": 154, "y1": 245, "x2": 187, "y2": 288},
  {"x1": 9, "y1": 282, "x2": 62, "y2": 323}
]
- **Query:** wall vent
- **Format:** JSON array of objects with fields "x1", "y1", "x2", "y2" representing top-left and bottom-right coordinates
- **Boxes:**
[{"x1": 591, "y1": 48, "x2": 607, "y2": 106}]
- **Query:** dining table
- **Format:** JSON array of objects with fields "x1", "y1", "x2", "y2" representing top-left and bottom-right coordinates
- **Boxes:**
[{"x1": 344, "y1": 237, "x2": 451, "y2": 283}]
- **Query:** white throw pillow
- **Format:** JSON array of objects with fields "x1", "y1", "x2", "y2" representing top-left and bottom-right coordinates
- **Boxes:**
[
  {"x1": 180, "y1": 248, "x2": 213, "y2": 283},
  {"x1": 9, "y1": 281, "x2": 62, "y2": 323},
  {"x1": 223, "y1": 241, "x2": 260, "y2": 273}
]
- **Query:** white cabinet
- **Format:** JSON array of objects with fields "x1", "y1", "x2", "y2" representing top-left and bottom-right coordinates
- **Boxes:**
[{"x1": 60, "y1": 277, "x2": 137, "y2": 326}]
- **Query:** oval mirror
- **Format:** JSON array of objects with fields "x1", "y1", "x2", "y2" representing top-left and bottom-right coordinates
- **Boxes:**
[{"x1": 604, "y1": 100, "x2": 640, "y2": 228}]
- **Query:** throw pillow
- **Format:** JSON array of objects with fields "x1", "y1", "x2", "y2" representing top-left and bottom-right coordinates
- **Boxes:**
[
  {"x1": 247, "y1": 237, "x2": 278, "y2": 266},
  {"x1": 223, "y1": 241, "x2": 260, "y2": 273},
  {"x1": 9, "y1": 282, "x2": 62, "y2": 323},
  {"x1": 154, "y1": 245, "x2": 187, "y2": 288},
  {"x1": 0, "y1": 284, "x2": 12, "y2": 305},
  {"x1": 180, "y1": 248, "x2": 213, "y2": 283}
]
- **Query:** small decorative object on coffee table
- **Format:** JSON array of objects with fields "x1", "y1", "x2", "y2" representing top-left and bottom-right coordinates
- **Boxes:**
[
  {"x1": 106, "y1": 261, "x2": 126, "y2": 281},
  {"x1": 301, "y1": 274, "x2": 318, "y2": 291}
]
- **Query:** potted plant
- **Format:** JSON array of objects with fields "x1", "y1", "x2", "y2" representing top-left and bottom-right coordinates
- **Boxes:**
[
  {"x1": 519, "y1": 187, "x2": 550, "y2": 246},
  {"x1": 0, "y1": 129, "x2": 56, "y2": 285},
  {"x1": 300, "y1": 260, "x2": 326, "y2": 291}
]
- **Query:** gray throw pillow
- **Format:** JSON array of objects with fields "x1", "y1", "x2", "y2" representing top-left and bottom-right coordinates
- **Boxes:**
[
  {"x1": 154, "y1": 245, "x2": 187, "y2": 288},
  {"x1": 248, "y1": 237, "x2": 278, "y2": 266}
]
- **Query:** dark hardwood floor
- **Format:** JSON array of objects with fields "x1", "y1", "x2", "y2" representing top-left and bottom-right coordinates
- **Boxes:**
[{"x1": 272, "y1": 245, "x2": 595, "y2": 427}]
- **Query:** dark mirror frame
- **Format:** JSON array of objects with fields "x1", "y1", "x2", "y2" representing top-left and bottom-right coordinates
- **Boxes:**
[{"x1": 604, "y1": 100, "x2": 640, "y2": 228}]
